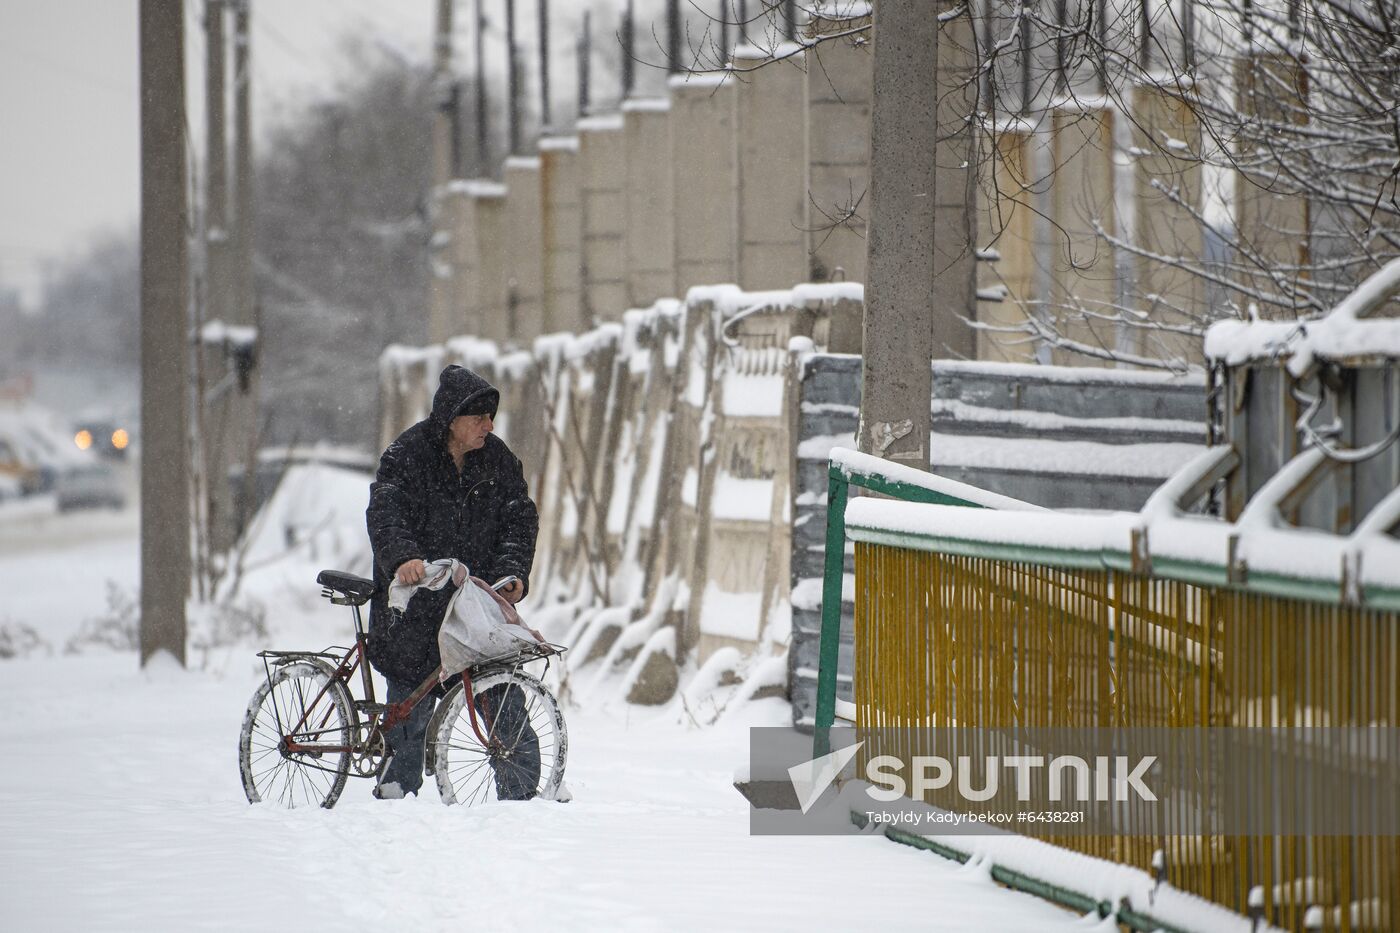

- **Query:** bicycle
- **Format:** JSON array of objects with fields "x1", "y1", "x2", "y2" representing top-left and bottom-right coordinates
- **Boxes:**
[{"x1": 238, "y1": 568, "x2": 568, "y2": 809}]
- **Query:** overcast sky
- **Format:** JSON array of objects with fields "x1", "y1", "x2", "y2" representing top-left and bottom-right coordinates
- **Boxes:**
[{"x1": 0, "y1": 0, "x2": 435, "y2": 309}]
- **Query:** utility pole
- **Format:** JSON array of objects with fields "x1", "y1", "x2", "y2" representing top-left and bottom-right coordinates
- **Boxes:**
[
  {"x1": 223, "y1": 0, "x2": 259, "y2": 548},
  {"x1": 475, "y1": 0, "x2": 487, "y2": 173},
  {"x1": 204, "y1": 0, "x2": 228, "y2": 326},
  {"x1": 198, "y1": 0, "x2": 232, "y2": 565},
  {"x1": 538, "y1": 0, "x2": 550, "y2": 131},
  {"x1": 139, "y1": 0, "x2": 189, "y2": 666},
  {"x1": 719, "y1": 0, "x2": 729, "y2": 61},
  {"x1": 577, "y1": 10, "x2": 591, "y2": 118},
  {"x1": 666, "y1": 0, "x2": 680, "y2": 73},
  {"x1": 432, "y1": 0, "x2": 455, "y2": 185},
  {"x1": 232, "y1": 0, "x2": 252, "y2": 346},
  {"x1": 857, "y1": 0, "x2": 935, "y2": 466},
  {"x1": 506, "y1": 0, "x2": 520, "y2": 155},
  {"x1": 428, "y1": 0, "x2": 457, "y2": 345},
  {"x1": 622, "y1": 0, "x2": 635, "y2": 97},
  {"x1": 782, "y1": 0, "x2": 797, "y2": 41}
]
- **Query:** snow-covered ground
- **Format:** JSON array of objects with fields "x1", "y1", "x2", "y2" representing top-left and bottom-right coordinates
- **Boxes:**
[{"x1": 0, "y1": 467, "x2": 1082, "y2": 932}]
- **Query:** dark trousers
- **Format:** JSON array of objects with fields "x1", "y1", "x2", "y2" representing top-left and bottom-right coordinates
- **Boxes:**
[
  {"x1": 380, "y1": 679, "x2": 541, "y2": 800},
  {"x1": 380, "y1": 678, "x2": 436, "y2": 796},
  {"x1": 477, "y1": 682, "x2": 542, "y2": 800}
]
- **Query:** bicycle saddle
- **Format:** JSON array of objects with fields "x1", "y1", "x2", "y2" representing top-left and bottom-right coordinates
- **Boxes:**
[{"x1": 316, "y1": 569, "x2": 377, "y2": 605}]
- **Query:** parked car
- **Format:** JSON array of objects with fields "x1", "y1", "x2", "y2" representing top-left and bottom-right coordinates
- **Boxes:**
[
  {"x1": 55, "y1": 462, "x2": 126, "y2": 511},
  {"x1": 73, "y1": 421, "x2": 132, "y2": 460}
]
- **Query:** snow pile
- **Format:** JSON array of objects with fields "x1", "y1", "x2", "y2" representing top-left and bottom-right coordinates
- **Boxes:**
[{"x1": 233, "y1": 461, "x2": 372, "y2": 575}]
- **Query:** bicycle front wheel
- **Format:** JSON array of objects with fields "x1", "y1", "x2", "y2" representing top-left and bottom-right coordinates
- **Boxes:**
[
  {"x1": 430, "y1": 669, "x2": 567, "y2": 806},
  {"x1": 239, "y1": 660, "x2": 354, "y2": 809}
]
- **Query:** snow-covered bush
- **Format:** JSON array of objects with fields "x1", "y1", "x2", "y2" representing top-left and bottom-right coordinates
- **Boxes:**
[
  {"x1": 0, "y1": 620, "x2": 53, "y2": 659},
  {"x1": 64, "y1": 581, "x2": 138, "y2": 654}
]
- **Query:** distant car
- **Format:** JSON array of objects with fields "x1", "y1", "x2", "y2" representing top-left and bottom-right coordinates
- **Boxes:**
[
  {"x1": 0, "y1": 436, "x2": 42, "y2": 495},
  {"x1": 55, "y1": 462, "x2": 126, "y2": 511},
  {"x1": 73, "y1": 421, "x2": 132, "y2": 461}
]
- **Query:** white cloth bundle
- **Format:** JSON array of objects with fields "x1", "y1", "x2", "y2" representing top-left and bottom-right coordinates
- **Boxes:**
[{"x1": 387, "y1": 558, "x2": 540, "y2": 679}]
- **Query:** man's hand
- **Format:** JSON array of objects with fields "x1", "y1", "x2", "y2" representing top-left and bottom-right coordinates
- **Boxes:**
[
  {"x1": 495, "y1": 577, "x2": 524, "y2": 604},
  {"x1": 396, "y1": 559, "x2": 426, "y2": 585}
]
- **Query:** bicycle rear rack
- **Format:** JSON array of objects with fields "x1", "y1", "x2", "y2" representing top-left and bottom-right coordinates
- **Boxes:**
[{"x1": 257, "y1": 647, "x2": 351, "y2": 661}]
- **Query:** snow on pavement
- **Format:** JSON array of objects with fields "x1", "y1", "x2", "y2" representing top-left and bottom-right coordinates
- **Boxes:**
[
  {"x1": 0, "y1": 654, "x2": 1078, "y2": 932},
  {"x1": 0, "y1": 482, "x2": 1080, "y2": 932}
]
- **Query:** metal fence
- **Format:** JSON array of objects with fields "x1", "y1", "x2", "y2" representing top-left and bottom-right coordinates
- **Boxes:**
[{"x1": 818, "y1": 449, "x2": 1400, "y2": 933}]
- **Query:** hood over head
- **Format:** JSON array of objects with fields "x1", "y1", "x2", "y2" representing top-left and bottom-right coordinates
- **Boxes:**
[{"x1": 429, "y1": 365, "x2": 500, "y2": 437}]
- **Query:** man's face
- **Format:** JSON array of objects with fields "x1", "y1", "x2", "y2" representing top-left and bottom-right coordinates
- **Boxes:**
[{"x1": 449, "y1": 413, "x2": 493, "y2": 451}]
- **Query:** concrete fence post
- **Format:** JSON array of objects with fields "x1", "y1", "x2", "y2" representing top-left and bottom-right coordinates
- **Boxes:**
[
  {"x1": 805, "y1": 9, "x2": 873, "y2": 286},
  {"x1": 1129, "y1": 83, "x2": 1204, "y2": 364},
  {"x1": 733, "y1": 43, "x2": 809, "y2": 291},
  {"x1": 578, "y1": 114, "x2": 628, "y2": 327},
  {"x1": 622, "y1": 99, "x2": 677, "y2": 310},
  {"x1": 932, "y1": 0, "x2": 978, "y2": 358},
  {"x1": 539, "y1": 136, "x2": 583, "y2": 335},
  {"x1": 668, "y1": 75, "x2": 738, "y2": 295},
  {"x1": 503, "y1": 156, "x2": 546, "y2": 344},
  {"x1": 1048, "y1": 105, "x2": 1117, "y2": 365},
  {"x1": 976, "y1": 125, "x2": 1037, "y2": 362}
]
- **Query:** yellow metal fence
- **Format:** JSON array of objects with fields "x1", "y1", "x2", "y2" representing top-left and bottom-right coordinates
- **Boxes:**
[{"x1": 854, "y1": 543, "x2": 1400, "y2": 933}]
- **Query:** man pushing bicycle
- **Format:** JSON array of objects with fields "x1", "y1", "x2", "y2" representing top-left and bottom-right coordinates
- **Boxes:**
[{"x1": 366, "y1": 364, "x2": 539, "y2": 799}]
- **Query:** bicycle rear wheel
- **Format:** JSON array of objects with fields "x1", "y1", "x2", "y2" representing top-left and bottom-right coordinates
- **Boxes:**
[
  {"x1": 239, "y1": 660, "x2": 354, "y2": 809},
  {"x1": 429, "y1": 669, "x2": 567, "y2": 806}
]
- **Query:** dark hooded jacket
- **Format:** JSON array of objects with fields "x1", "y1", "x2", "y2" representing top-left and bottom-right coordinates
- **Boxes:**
[{"x1": 365, "y1": 365, "x2": 539, "y2": 685}]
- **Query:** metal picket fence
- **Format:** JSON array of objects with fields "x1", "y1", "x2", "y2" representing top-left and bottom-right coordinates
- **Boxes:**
[{"x1": 815, "y1": 448, "x2": 1400, "y2": 933}]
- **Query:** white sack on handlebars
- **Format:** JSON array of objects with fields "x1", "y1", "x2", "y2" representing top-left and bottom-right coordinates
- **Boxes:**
[
  {"x1": 438, "y1": 577, "x2": 539, "y2": 677},
  {"x1": 385, "y1": 557, "x2": 539, "y2": 679}
]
